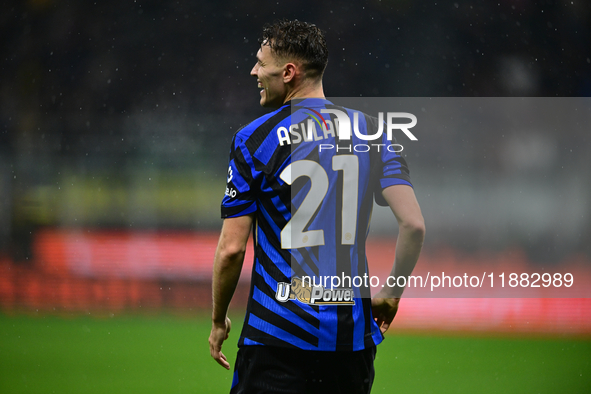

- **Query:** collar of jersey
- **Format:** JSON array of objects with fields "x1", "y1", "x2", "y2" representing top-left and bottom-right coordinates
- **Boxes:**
[{"x1": 284, "y1": 97, "x2": 334, "y2": 109}]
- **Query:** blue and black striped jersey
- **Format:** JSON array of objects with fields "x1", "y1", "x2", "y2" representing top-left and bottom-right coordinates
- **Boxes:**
[{"x1": 221, "y1": 98, "x2": 412, "y2": 351}]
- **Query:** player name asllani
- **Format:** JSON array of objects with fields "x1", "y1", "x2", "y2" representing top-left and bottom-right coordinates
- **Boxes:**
[{"x1": 277, "y1": 110, "x2": 417, "y2": 146}]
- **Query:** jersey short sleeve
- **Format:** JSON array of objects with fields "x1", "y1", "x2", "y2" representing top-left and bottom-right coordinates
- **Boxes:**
[
  {"x1": 221, "y1": 134, "x2": 260, "y2": 218},
  {"x1": 368, "y1": 115, "x2": 413, "y2": 206}
]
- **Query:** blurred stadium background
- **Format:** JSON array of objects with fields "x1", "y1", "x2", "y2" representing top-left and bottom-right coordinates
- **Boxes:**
[{"x1": 1, "y1": 0, "x2": 590, "y2": 393}]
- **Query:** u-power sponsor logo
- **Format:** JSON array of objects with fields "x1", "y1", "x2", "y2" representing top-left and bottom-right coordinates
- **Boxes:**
[{"x1": 275, "y1": 277, "x2": 355, "y2": 306}]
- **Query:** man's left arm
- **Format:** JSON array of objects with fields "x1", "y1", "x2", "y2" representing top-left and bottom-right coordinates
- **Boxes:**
[
  {"x1": 209, "y1": 214, "x2": 254, "y2": 370},
  {"x1": 372, "y1": 185, "x2": 425, "y2": 333}
]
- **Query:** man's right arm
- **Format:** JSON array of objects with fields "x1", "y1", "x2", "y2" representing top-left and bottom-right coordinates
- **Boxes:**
[
  {"x1": 372, "y1": 184, "x2": 425, "y2": 333},
  {"x1": 209, "y1": 214, "x2": 253, "y2": 369}
]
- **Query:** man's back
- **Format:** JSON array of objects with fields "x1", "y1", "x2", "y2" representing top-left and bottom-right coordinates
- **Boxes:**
[{"x1": 222, "y1": 98, "x2": 412, "y2": 351}]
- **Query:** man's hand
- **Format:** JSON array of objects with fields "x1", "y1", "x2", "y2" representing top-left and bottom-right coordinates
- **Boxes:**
[
  {"x1": 209, "y1": 316, "x2": 232, "y2": 370},
  {"x1": 371, "y1": 295, "x2": 400, "y2": 334}
]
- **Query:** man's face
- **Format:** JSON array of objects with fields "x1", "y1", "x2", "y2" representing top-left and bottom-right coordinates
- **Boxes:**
[{"x1": 250, "y1": 43, "x2": 287, "y2": 108}]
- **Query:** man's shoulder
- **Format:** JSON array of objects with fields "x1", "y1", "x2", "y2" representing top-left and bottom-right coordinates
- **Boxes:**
[{"x1": 233, "y1": 104, "x2": 292, "y2": 144}]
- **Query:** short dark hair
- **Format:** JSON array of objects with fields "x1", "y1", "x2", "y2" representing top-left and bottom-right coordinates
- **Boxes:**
[{"x1": 260, "y1": 19, "x2": 328, "y2": 79}]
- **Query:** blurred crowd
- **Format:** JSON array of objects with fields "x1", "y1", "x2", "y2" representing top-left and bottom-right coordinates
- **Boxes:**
[{"x1": 2, "y1": 0, "x2": 589, "y2": 152}]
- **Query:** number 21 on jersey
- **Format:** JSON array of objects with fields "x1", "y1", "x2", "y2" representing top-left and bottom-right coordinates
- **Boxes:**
[{"x1": 279, "y1": 155, "x2": 359, "y2": 249}]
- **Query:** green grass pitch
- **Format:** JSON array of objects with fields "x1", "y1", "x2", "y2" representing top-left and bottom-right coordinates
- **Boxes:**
[{"x1": 1, "y1": 312, "x2": 590, "y2": 393}]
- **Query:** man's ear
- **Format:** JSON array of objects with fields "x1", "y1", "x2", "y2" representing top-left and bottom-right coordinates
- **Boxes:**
[{"x1": 283, "y1": 63, "x2": 297, "y2": 83}]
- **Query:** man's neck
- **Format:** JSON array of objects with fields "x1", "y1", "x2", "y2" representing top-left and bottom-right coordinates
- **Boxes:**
[{"x1": 283, "y1": 81, "x2": 325, "y2": 103}]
